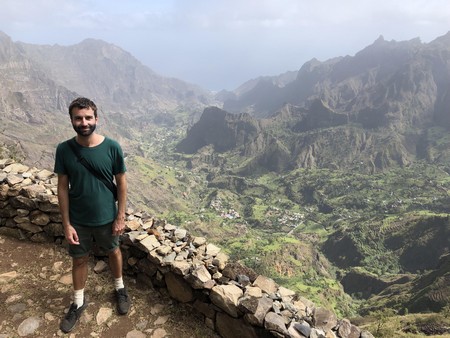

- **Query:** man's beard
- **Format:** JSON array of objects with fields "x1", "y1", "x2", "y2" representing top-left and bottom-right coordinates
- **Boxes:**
[{"x1": 73, "y1": 124, "x2": 96, "y2": 137}]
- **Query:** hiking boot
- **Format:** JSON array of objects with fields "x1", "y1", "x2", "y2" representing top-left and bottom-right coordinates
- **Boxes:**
[
  {"x1": 116, "y1": 287, "x2": 131, "y2": 315},
  {"x1": 60, "y1": 301, "x2": 87, "y2": 333}
]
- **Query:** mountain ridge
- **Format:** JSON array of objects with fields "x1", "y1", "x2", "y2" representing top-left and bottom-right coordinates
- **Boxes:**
[
  {"x1": 223, "y1": 32, "x2": 450, "y2": 123},
  {"x1": 17, "y1": 37, "x2": 215, "y2": 113},
  {"x1": 180, "y1": 31, "x2": 450, "y2": 174}
]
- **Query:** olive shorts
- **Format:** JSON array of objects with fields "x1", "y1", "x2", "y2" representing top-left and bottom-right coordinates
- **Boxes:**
[{"x1": 69, "y1": 222, "x2": 119, "y2": 258}]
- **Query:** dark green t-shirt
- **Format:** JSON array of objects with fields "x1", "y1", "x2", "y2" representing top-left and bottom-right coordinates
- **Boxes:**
[{"x1": 54, "y1": 137, "x2": 126, "y2": 227}]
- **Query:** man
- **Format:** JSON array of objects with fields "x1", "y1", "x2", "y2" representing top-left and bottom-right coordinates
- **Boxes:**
[{"x1": 54, "y1": 97, "x2": 130, "y2": 333}]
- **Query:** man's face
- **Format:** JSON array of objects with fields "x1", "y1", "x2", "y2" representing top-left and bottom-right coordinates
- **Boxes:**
[{"x1": 71, "y1": 107, "x2": 97, "y2": 137}]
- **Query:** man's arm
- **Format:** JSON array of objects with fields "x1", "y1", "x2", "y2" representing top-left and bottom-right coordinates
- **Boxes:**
[
  {"x1": 57, "y1": 174, "x2": 79, "y2": 245},
  {"x1": 112, "y1": 172, "x2": 127, "y2": 235}
]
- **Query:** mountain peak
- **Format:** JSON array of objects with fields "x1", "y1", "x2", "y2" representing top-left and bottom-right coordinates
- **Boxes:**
[
  {"x1": 374, "y1": 35, "x2": 385, "y2": 43},
  {"x1": 0, "y1": 30, "x2": 12, "y2": 41},
  {"x1": 430, "y1": 31, "x2": 450, "y2": 46}
]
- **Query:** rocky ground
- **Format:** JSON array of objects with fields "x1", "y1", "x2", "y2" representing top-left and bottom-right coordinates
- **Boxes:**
[{"x1": 0, "y1": 235, "x2": 220, "y2": 338}]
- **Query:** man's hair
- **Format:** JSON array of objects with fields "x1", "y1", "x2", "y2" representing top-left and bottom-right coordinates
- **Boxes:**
[{"x1": 68, "y1": 97, "x2": 98, "y2": 118}]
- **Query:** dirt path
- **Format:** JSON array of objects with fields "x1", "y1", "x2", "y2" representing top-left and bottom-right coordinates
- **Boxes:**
[{"x1": 0, "y1": 235, "x2": 219, "y2": 337}]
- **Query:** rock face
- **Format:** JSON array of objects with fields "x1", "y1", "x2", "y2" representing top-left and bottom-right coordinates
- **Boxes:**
[
  {"x1": 176, "y1": 106, "x2": 263, "y2": 154},
  {"x1": 179, "y1": 32, "x2": 450, "y2": 174},
  {"x1": 178, "y1": 103, "x2": 419, "y2": 174},
  {"x1": 0, "y1": 158, "x2": 375, "y2": 338}
]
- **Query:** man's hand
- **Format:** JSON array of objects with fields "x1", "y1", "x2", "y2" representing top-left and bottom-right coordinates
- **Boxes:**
[
  {"x1": 64, "y1": 225, "x2": 80, "y2": 245},
  {"x1": 112, "y1": 216, "x2": 125, "y2": 236}
]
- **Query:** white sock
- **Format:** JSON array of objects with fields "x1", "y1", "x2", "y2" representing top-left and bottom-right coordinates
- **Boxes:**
[
  {"x1": 74, "y1": 289, "x2": 84, "y2": 308},
  {"x1": 114, "y1": 277, "x2": 124, "y2": 291}
]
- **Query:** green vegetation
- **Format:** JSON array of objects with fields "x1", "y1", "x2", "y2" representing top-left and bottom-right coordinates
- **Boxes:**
[
  {"x1": 362, "y1": 311, "x2": 450, "y2": 337},
  {"x1": 124, "y1": 120, "x2": 450, "y2": 330}
]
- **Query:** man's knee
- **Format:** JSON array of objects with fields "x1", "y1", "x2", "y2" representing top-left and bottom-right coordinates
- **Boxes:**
[
  {"x1": 72, "y1": 255, "x2": 89, "y2": 268},
  {"x1": 108, "y1": 247, "x2": 121, "y2": 258}
]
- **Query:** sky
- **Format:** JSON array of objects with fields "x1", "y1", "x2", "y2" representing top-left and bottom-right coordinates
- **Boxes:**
[{"x1": 1, "y1": 0, "x2": 450, "y2": 91}]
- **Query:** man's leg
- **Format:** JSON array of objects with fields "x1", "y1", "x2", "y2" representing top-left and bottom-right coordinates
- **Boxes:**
[
  {"x1": 108, "y1": 247, "x2": 130, "y2": 315},
  {"x1": 108, "y1": 247, "x2": 122, "y2": 279},
  {"x1": 95, "y1": 223, "x2": 130, "y2": 314},
  {"x1": 60, "y1": 255, "x2": 89, "y2": 333},
  {"x1": 73, "y1": 255, "x2": 89, "y2": 290},
  {"x1": 60, "y1": 225, "x2": 91, "y2": 333}
]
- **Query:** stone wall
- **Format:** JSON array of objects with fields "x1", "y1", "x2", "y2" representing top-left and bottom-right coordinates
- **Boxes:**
[{"x1": 0, "y1": 159, "x2": 374, "y2": 338}]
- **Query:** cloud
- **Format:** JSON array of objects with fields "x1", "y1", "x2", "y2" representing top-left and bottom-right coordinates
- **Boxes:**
[{"x1": 1, "y1": 0, "x2": 449, "y2": 89}]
